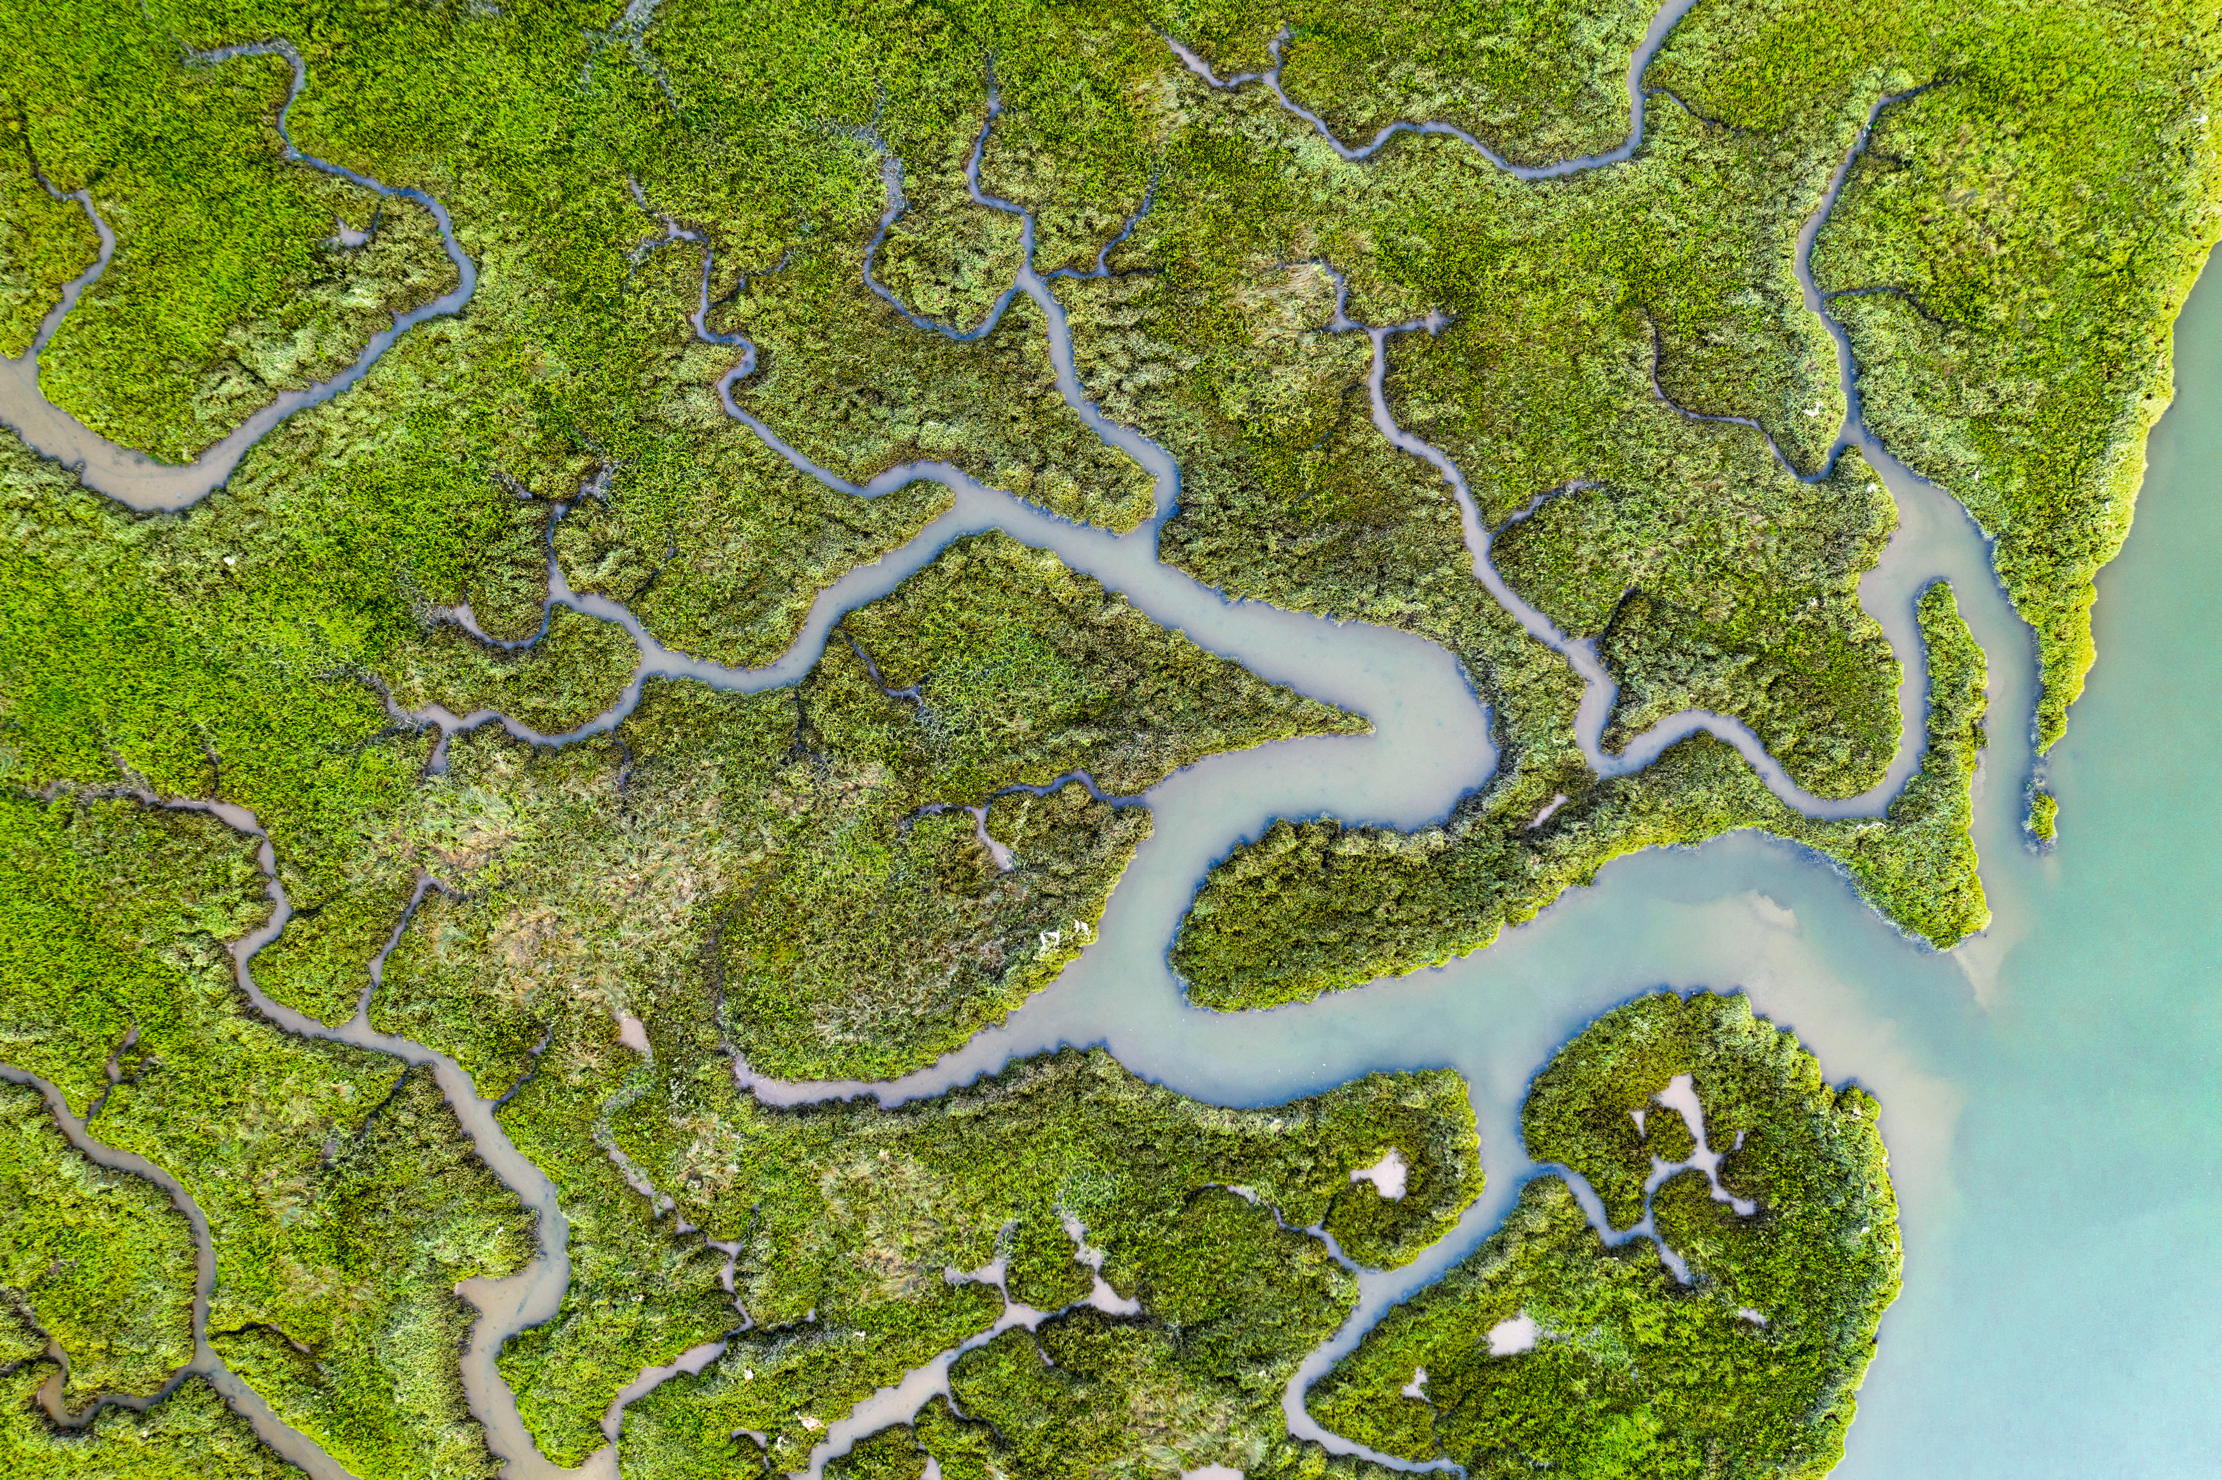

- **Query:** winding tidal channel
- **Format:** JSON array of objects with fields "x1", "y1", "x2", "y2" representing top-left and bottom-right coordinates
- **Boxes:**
[{"x1": 6, "y1": 7, "x2": 2222, "y2": 1478}]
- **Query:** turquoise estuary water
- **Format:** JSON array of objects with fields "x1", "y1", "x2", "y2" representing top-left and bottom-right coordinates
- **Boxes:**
[
  {"x1": 1834, "y1": 267, "x2": 2222, "y2": 1476},
  {"x1": 853, "y1": 268, "x2": 2222, "y2": 1477},
  {"x1": 5, "y1": 55, "x2": 2213, "y2": 1464}
]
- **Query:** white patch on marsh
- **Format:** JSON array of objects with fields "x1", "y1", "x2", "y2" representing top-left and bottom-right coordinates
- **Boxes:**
[
  {"x1": 1401, "y1": 1367, "x2": 1429, "y2": 1400},
  {"x1": 614, "y1": 1013, "x2": 650, "y2": 1054},
  {"x1": 1486, "y1": 1312, "x2": 1540, "y2": 1355},
  {"x1": 1525, "y1": 793, "x2": 1569, "y2": 829},
  {"x1": 1350, "y1": 1148, "x2": 1408, "y2": 1199},
  {"x1": 1737, "y1": 1308, "x2": 1767, "y2": 1326},
  {"x1": 1654, "y1": 1074, "x2": 1757, "y2": 1216},
  {"x1": 1059, "y1": 1210, "x2": 1142, "y2": 1314}
]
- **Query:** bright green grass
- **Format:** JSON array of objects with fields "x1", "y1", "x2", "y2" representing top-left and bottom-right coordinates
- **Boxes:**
[{"x1": 1310, "y1": 990, "x2": 1901, "y2": 1478}]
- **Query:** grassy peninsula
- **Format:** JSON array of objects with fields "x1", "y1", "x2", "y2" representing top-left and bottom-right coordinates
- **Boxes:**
[
  {"x1": 0, "y1": 0, "x2": 2211, "y2": 1473},
  {"x1": 1309, "y1": 991, "x2": 1902, "y2": 1478}
]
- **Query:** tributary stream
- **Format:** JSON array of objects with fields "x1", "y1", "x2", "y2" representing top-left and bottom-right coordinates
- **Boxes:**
[{"x1": 3, "y1": 10, "x2": 2220, "y2": 1479}]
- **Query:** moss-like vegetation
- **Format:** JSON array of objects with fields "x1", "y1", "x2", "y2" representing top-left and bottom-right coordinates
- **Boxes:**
[
  {"x1": 0, "y1": 118, "x2": 99, "y2": 360},
  {"x1": 1653, "y1": 0, "x2": 2222, "y2": 750},
  {"x1": 1493, "y1": 453, "x2": 1897, "y2": 795},
  {"x1": 1265, "y1": 0, "x2": 1666, "y2": 168},
  {"x1": 0, "y1": 2, "x2": 458, "y2": 459},
  {"x1": 0, "y1": 790, "x2": 534, "y2": 1479},
  {"x1": 4, "y1": 0, "x2": 2214, "y2": 1472},
  {"x1": 363, "y1": 529, "x2": 1356, "y2": 1089},
  {"x1": 0, "y1": 1081, "x2": 198, "y2": 1409},
  {"x1": 0, "y1": 398, "x2": 924, "y2": 1024},
  {"x1": 1057, "y1": 71, "x2": 1889, "y2": 795},
  {"x1": 1309, "y1": 991, "x2": 1902, "y2": 1478},
  {"x1": 385, "y1": 602, "x2": 641, "y2": 737},
  {"x1": 0, "y1": 0, "x2": 2202, "y2": 964},
  {"x1": 612, "y1": 1047, "x2": 1479, "y2": 1476},
  {"x1": 481, "y1": 1007, "x2": 742, "y2": 1470},
  {"x1": 66, "y1": 517, "x2": 1353, "y2": 1464},
  {"x1": 716, "y1": 239, "x2": 1155, "y2": 531},
  {"x1": 0, "y1": 1367, "x2": 294, "y2": 1478},
  {"x1": 1176, "y1": 580, "x2": 1989, "y2": 1008}
]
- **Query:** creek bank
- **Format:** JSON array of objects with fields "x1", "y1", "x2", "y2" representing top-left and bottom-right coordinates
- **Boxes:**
[
  {"x1": 0, "y1": 41, "x2": 477, "y2": 512},
  {"x1": 0, "y1": 1061, "x2": 358, "y2": 1478},
  {"x1": 0, "y1": 16, "x2": 2046, "y2": 1480},
  {"x1": 6, "y1": 788, "x2": 588, "y2": 1480},
  {"x1": 1163, "y1": 0, "x2": 1704, "y2": 178}
]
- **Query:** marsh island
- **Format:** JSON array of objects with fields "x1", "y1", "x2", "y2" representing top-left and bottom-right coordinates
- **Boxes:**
[{"x1": 3, "y1": 0, "x2": 2216, "y2": 1474}]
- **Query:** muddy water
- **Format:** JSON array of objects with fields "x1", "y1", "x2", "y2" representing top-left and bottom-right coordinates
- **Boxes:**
[
  {"x1": 0, "y1": 1062, "x2": 355, "y2": 1477},
  {"x1": 0, "y1": 41, "x2": 476, "y2": 510},
  {"x1": 790, "y1": 265, "x2": 2222, "y2": 1480},
  {"x1": 8, "y1": 3, "x2": 2219, "y2": 1477}
]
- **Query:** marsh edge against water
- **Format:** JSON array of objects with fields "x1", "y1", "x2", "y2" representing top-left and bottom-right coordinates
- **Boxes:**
[{"x1": 2, "y1": 0, "x2": 2217, "y2": 1476}]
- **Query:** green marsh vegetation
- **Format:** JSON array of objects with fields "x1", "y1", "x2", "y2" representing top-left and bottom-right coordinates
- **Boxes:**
[
  {"x1": 1259, "y1": 0, "x2": 1669, "y2": 168},
  {"x1": 1310, "y1": 991, "x2": 1901, "y2": 1479},
  {"x1": 711, "y1": 194, "x2": 1158, "y2": 532},
  {"x1": 0, "y1": 1080, "x2": 197, "y2": 1410},
  {"x1": 0, "y1": 2, "x2": 459, "y2": 460},
  {"x1": 0, "y1": 0, "x2": 2213, "y2": 1472},
  {"x1": 2, "y1": 327, "x2": 1353, "y2": 1471},
  {"x1": 0, "y1": 433, "x2": 1348, "y2": 1470},
  {"x1": 2, "y1": 0, "x2": 2207, "y2": 958},
  {"x1": 1655, "y1": 0, "x2": 2222, "y2": 752},
  {"x1": 0, "y1": 1364, "x2": 294, "y2": 1478},
  {"x1": 362, "y1": 531, "x2": 1358, "y2": 1461},
  {"x1": 1042, "y1": 49, "x2": 1969, "y2": 967},
  {"x1": 0, "y1": 118, "x2": 100, "y2": 359},
  {"x1": 0, "y1": 790, "x2": 534, "y2": 1478},
  {"x1": 1175, "y1": 581, "x2": 1989, "y2": 1008},
  {"x1": 611, "y1": 1049, "x2": 1480, "y2": 1477},
  {"x1": 361, "y1": 529, "x2": 1358, "y2": 1088},
  {"x1": 0, "y1": 0, "x2": 2207, "y2": 756}
]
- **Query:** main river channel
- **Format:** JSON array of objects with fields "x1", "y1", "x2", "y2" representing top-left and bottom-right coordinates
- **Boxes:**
[{"x1": 1, "y1": 26, "x2": 2216, "y2": 1474}]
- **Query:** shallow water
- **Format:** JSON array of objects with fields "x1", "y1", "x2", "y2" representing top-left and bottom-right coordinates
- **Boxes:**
[
  {"x1": 895, "y1": 263, "x2": 2222, "y2": 1478},
  {"x1": 1826, "y1": 262, "x2": 2222, "y2": 1479},
  {"x1": 5, "y1": 11, "x2": 2219, "y2": 1474},
  {"x1": 746, "y1": 273, "x2": 2222, "y2": 1480},
  {"x1": 0, "y1": 41, "x2": 477, "y2": 510}
]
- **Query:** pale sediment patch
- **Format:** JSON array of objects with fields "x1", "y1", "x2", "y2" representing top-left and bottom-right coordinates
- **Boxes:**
[
  {"x1": 1349, "y1": 1148, "x2": 1409, "y2": 1199},
  {"x1": 1486, "y1": 1312, "x2": 1540, "y2": 1356}
]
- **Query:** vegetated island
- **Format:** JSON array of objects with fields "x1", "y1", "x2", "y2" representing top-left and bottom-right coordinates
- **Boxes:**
[
  {"x1": 0, "y1": 0, "x2": 2209, "y2": 1475},
  {"x1": 1311, "y1": 991, "x2": 1902, "y2": 1480}
]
